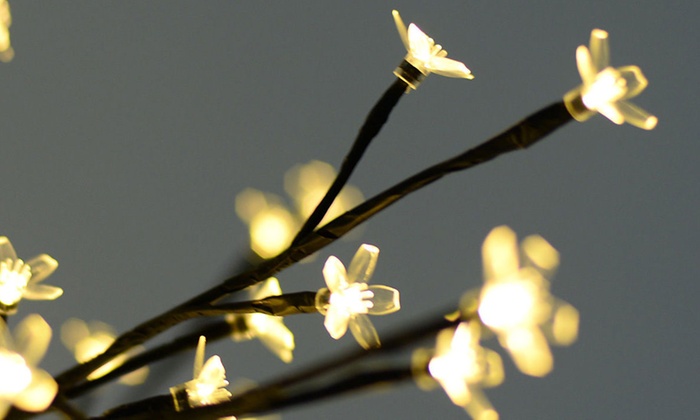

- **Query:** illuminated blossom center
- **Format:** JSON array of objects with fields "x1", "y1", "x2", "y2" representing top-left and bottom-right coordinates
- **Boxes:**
[
  {"x1": 0, "y1": 258, "x2": 31, "y2": 306},
  {"x1": 478, "y1": 281, "x2": 537, "y2": 331},
  {"x1": 582, "y1": 67, "x2": 627, "y2": 111},
  {"x1": 0, "y1": 349, "x2": 32, "y2": 397},
  {"x1": 329, "y1": 283, "x2": 375, "y2": 315}
]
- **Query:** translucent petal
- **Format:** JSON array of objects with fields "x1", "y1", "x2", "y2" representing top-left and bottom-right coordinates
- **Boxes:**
[
  {"x1": 589, "y1": 29, "x2": 609, "y2": 71},
  {"x1": 522, "y1": 235, "x2": 559, "y2": 273},
  {"x1": 12, "y1": 369, "x2": 57, "y2": 412},
  {"x1": 23, "y1": 284, "x2": 63, "y2": 301},
  {"x1": 612, "y1": 100, "x2": 656, "y2": 130},
  {"x1": 324, "y1": 303, "x2": 349, "y2": 339},
  {"x1": 617, "y1": 66, "x2": 648, "y2": 100},
  {"x1": 60, "y1": 318, "x2": 90, "y2": 351},
  {"x1": 366, "y1": 285, "x2": 400, "y2": 315},
  {"x1": 25, "y1": 255, "x2": 58, "y2": 285},
  {"x1": 347, "y1": 244, "x2": 379, "y2": 284},
  {"x1": 258, "y1": 320, "x2": 295, "y2": 363},
  {"x1": 407, "y1": 23, "x2": 431, "y2": 58},
  {"x1": 576, "y1": 46, "x2": 597, "y2": 85},
  {"x1": 322, "y1": 256, "x2": 348, "y2": 292},
  {"x1": 392, "y1": 10, "x2": 410, "y2": 51},
  {"x1": 505, "y1": 328, "x2": 553, "y2": 377},
  {"x1": 193, "y1": 336, "x2": 206, "y2": 379},
  {"x1": 482, "y1": 226, "x2": 519, "y2": 281},
  {"x1": 252, "y1": 277, "x2": 282, "y2": 300},
  {"x1": 14, "y1": 314, "x2": 51, "y2": 366},
  {"x1": 0, "y1": 236, "x2": 17, "y2": 261},
  {"x1": 348, "y1": 314, "x2": 380, "y2": 349},
  {"x1": 199, "y1": 356, "x2": 228, "y2": 388},
  {"x1": 427, "y1": 56, "x2": 474, "y2": 79}
]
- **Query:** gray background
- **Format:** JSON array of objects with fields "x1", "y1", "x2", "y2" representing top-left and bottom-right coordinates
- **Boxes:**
[{"x1": 1, "y1": 1, "x2": 698, "y2": 419}]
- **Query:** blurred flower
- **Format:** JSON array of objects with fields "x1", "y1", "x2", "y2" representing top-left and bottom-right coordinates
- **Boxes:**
[
  {"x1": 564, "y1": 28, "x2": 657, "y2": 130},
  {"x1": 0, "y1": 0, "x2": 13, "y2": 62},
  {"x1": 170, "y1": 336, "x2": 231, "y2": 411},
  {"x1": 315, "y1": 244, "x2": 400, "y2": 349},
  {"x1": 61, "y1": 318, "x2": 148, "y2": 385},
  {"x1": 0, "y1": 236, "x2": 62, "y2": 315},
  {"x1": 236, "y1": 161, "x2": 363, "y2": 259},
  {"x1": 0, "y1": 314, "x2": 57, "y2": 417},
  {"x1": 392, "y1": 10, "x2": 473, "y2": 90},
  {"x1": 476, "y1": 226, "x2": 579, "y2": 377},
  {"x1": 426, "y1": 322, "x2": 503, "y2": 420},
  {"x1": 226, "y1": 277, "x2": 295, "y2": 363}
]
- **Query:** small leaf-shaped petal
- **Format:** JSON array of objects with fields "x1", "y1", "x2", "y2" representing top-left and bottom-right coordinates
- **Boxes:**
[
  {"x1": 12, "y1": 368, "x2": 57, "y2": 412},
  {"x1": 25, "y1": 255, "x2": 58, "y2": 285},
  {"x1": 14, "y1": 314, "x2": 51, "y2": 366},
  {"x1": 347, "y1": 244, "x2": 379, "y2": 284},
  {"x1": 348, "y1": 314, "x2": 380, "y2": 349},
  {"x1": 0, "y1": 237, "x2": 17, "y2": 261},
  {"x1": 589, "y1": 29, "x2": 609, "y2": 70},
  {"x1": 366, "y1": 285, "x2": 400, "y2": 315},
  {"x1": 324, "y1": 303, "x2": 350, "y2": 340},
  {"x1": 323, "y1": 256, "x2": 348, "y2": 292}
]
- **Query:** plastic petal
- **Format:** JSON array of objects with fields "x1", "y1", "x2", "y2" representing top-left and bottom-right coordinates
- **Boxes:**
[
  {"x1": 258, "y1": 320, "x2": 295, "y2": 363},
  {"x1": 366, "y1": 285, "x2": 400, "y2": 315},
  {"x1": 576, "y1": 46, "x2": 597, "y2": 85},
  {"x1": 482, "y1": 226, "x2": 519, "y2": 281},
  {"x1": 25, "y1": 255, "x2": 58, "y2": 285},
  {"x1": 322, "y1": 256, "x2": 348, "y2": 292},
  {"x1": 199, "y1": 356, "x2": 228, "y2": 388},
  {"x1": 347, "y1": 244, "x2": 379, "y2": 284},
  {"x1": 392, "y1": 10, "x2": 410, "y2": 51},
  {"x1": 193, "y1": 336, "x2": 205, "y2": 379},
  {"x1": 348, "y1": 314, "x2": 380, "y2": 349},
  {"x1": 12, "y1": 368, "x2": 57, "y2": 412},
  {"x1": 407, "y1": 23, "x2": 431, "y2": 58},
  {"x1": 615, "y1": 100, "x2": 657, "y2": 130},
  {"x1": 589, "y1": 29, "x2": 609, "y2": 71},
  {"x1": 618, "y1": 66, "x2": 648, "y2": 100},
  {"x1": 597, "y1": 102, "x2": 626, "y2": 125},
  {"x1": 14, "y1": 314, "x2": 51, "y2": 366},
  {"x1": 324, "y1": 303, "x2": 350, "y2": 339},
  {"x1": 428, "y1": 56, "x2": 474, "y2": 79},
  {"x1": 0, "y1": 237, "x2": 17, "y2": 261},
  {"x1": 252, "y1": 277, "x2": 282, "y2": 301},
  {"x1": 22, "y1": 284, "x2": 63, "y2": 301}
]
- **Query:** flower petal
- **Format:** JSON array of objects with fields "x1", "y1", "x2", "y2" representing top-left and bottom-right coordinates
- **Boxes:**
[
  {"x1": 589, "y1": 29, "x2": 609, "y2": 71},
  {"x1": 348, "y1": 314, "x2": 380, "y2": 349},
  {"x1": 199, "y1": 355, "x2": 228, "y2": 388},
  {"x1": 25, "y1": 254, "x2": 58, "y2": 285},
  {"x1": 617, "y1": 65, "x2": 648, "y2": 100},
  {"x1": 0, "y1": 236, "x2": 17, "y2": 261},
  {"x1": 324, "y1": 303, "x2": 350, "y2": 339},
  {"x1": 347, "y1": 244, "x2": 379, "y2": 284},
  {"x1": 252, "y1": 277, "x2": 282, "y2": 300},
  {"x1": 576, "y1": 45, "x2": 597, "y2": 85},
  {"x1": 427, "y1": 56, "x2": 474, "y2": 79},
  {"x1": 482, "y1": 226, "x2": 519, "y2": 282},
  {"x1": 407, "y1": 23, "x2": 431, "y2": 58},
  {"x1": 392, "y1": 10, "x2": 410, "y2": 51},
  {"x1": 322, "y1": 255, "x2": 348, "y2": 292},
  {"x1": 615, "y1": 100, "x2": 658, "y2": 130},
  {"x1": 23, "y1": 284, "x2": 63, "y2": 301},
  {"x1": 14, "y1": 314, "x2": 51, "y2": 366},
  {"x1": 193, "y1": 336, "x2": 206, "y2": 379},
  {"x1": 597, "y1": 102, "x2": 625, "y2": 125},
  {"x1": 258, "y1": 319, "x2": 295, "y2": 363},
  {"x1": 367, "y1": 285, "x2": 400, "y2": 315},
  {"x1": 12, "y1": 368, "x2": 57, "y2": 412}
]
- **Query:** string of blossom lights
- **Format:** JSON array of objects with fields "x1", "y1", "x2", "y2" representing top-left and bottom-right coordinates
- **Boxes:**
[{"x1": 315, "y1": 244, "x2": 400, "y2": 349}]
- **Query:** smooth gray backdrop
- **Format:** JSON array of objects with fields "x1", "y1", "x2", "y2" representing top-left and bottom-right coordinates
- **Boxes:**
[{"x1": 1, "y1": 1, "x2": 698, "y2": 419}]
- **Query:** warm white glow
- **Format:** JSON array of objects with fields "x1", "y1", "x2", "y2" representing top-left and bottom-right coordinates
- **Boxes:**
[
  {"x1": 478, "y1": 281, "x2": 537, "y2": 331},
  {"x1": 0, "y1": 258, "x2": 30, "y2": 306},
  {"x1": 249, "y1": 207, "x2": 297, "y2": 258},
  {"x1": 0, "y1": 349, "x2": 32, "y2": 397},
  {"x1": 0, "y1": 0, "x2": 13, "y2": 62}
]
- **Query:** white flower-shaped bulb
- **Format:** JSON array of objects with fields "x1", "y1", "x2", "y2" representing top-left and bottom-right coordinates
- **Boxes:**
[
  {"x1": 0, "y1": 314, "x2": 58, "y2": 417},
  {"x1": 392, "y1": 10, "x2": 473, "y2": 90},
  {"x1": 0, "y1": 236, "x2": 62, "y2": 315},
  {"x1": 564, "y1": 29, "x2": 657, "y2": 130},
  {"x1": 61, "y1": 318, "x2": 149, "y2": 385},
  {"x1": 0, "y1": 0, "x2": 13, "y2": 62},
  {"x1": 226, "y1": 277, "x2": 295, "y2": 363},
  {"x1": 315, "y1": 244, "x2": 400, "y2": 349},
  {"x1": 170, "y1": 336, "x2": 232, "y2": 411},
  {"x1": 427, "y1": 322, "x2": 503, "y2": 420},
  {"x1": 476, "y1": 226, "x2": 579, "y2": 377}
]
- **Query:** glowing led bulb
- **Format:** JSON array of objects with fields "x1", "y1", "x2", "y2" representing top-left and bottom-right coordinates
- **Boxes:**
[
  {"x1": 392, "y1": 10, "x2": 474, "y2": 90},
  {"x1": 61, "y1": 318, "x2": 149, "y2": 385},
  {"x1": 227, "y1": 277, "x2": 295, "y2": 363},
  {"x1": 170, "y1": 336, "x2": 232, "y2": 411},
  {"x1": 564, "y1": 29, "x2": 657, "y2": 130},
  {"x1": 0, "y1": 315, "x2": 57, "y2": 417},
  {"x1": 315, "y1": 244, "x2": 400, "y2": 349},
  {"x1": 0, "y1": 236, "x2": 62, "y2": 315},
  {"x1": 476, "y1": 226, "x2": 579, "y2": 377},
  {"x1": 426, "y1": 322, "x2": 503, "y2": 420}
]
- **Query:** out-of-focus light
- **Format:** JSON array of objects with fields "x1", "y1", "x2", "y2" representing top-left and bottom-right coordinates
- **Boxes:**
[
  {"x1": 0, "y1": 0, "x2": 13, "y2": 62},
  {"x1": 61, "y1": 318, "x2": 149, "y2": 385},
  {"x1": 0, "y1": 315, "x2": 57, "y2": 417},
  {"x1": 315, "y1": 244, "x2": 400, "y2": 349},
  {"x1": 0, "y1": 236, "x2": 62, "y2": 315},
  {"x1": 170, "y1": 336, "x2": 231, "y2": 411},
  {"x1": 227, "y1": 277, "x2": 295, "y2": 363},
  {"x1": 392, "y1": 10, "x2": 473, "y2": 90},
  {"x1": 475, "y1": 226, "x2": 578, "y2": 377},
  {"x1": 564, "y1": 28, "x2": 657, "y2": 130}
]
